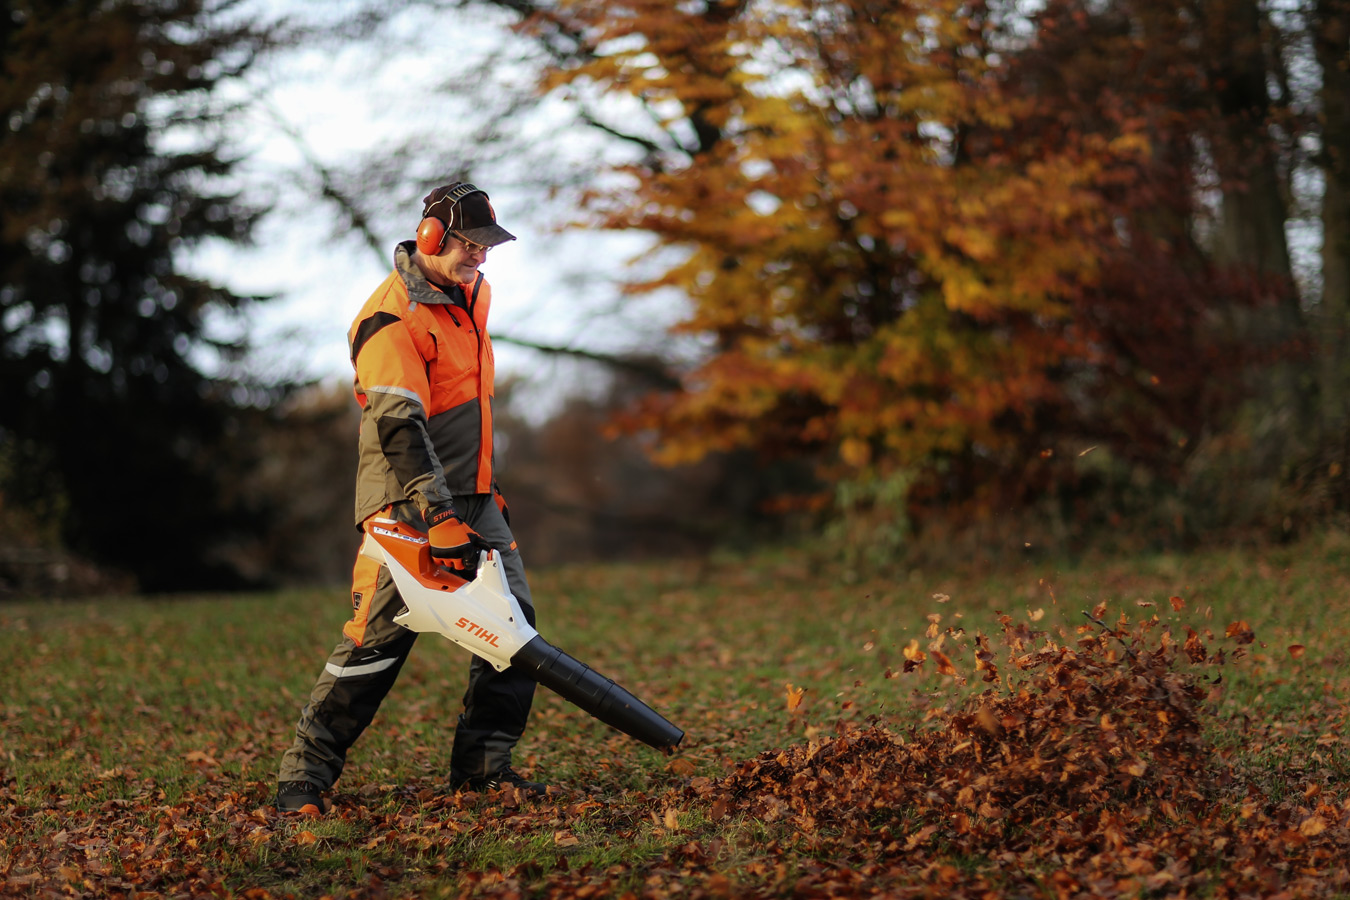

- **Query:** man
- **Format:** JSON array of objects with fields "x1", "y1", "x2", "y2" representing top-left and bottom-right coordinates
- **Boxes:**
[{"x1": 275, "y1": 182, "x2": 543, "y2": 815}]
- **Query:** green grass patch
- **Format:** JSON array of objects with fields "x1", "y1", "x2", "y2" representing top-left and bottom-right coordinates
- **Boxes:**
[{"x1": 3, "y1": 530, "x2": 1349, "y2": 897}]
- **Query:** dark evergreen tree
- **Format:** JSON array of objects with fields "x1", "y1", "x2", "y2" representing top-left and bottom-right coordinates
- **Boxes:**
[{"x1": 0, "y1": 0, "x2": 277, "y2": 590}]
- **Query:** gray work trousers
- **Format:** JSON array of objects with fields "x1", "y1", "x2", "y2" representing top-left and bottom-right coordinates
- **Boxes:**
[{"x1": 277, "y1": 495, "x2": 536, "y2": 789}]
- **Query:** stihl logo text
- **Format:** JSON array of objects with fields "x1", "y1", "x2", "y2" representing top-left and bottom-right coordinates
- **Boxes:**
[{"x1": 455, "y1": 617, "x2": 500, "y2": 647}]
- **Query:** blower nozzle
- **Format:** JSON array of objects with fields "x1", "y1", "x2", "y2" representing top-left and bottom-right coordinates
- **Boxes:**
[{"x1": 512, "y1": 635, "x2": 684, "y2": 752}]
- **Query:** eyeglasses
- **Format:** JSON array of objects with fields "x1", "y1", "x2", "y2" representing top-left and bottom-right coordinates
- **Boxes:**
[{"x1": 453, "y1": 233, "x2": 491, "y2": 255}]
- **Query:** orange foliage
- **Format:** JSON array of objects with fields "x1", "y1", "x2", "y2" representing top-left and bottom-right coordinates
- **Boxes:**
[{"x1": 519, "y1": 0, "x2": 1275, "y2": 521}]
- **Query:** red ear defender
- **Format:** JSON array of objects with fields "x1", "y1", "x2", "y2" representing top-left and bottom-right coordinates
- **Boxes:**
[{"x1": 416, "y1": 216, "x2": 447, "y2": 256}]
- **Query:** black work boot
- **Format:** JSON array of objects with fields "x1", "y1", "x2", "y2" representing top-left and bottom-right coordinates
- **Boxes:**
[
  {"x1": 275, "y1": 780, "x2": 324, "y2": 815},
  {"x1": 452, "y1": 767, "x2": 549, "y2": 797}
]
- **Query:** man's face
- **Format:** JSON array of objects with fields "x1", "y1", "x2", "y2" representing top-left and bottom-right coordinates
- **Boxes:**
[{"x1": 424, "y1": 233, "x2": 490, "y2": 284}]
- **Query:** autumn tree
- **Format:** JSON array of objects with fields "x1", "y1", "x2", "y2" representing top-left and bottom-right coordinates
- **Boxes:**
[
  {"x1": 394, "y1": 0, "x2": 1350, "y2": 550},
  {"x1": 1020, "y1": 0, "x2": 1350, "y2": 526},
  {"x1": 470, "y1": 0, "x2": 1270, "y2": 544},
  {"x1": 0, "y1": 0, "x2": 278, "y2": 590},
  {"x1": 282, "y1": 0, "x2": 1347, "y2": 549}
]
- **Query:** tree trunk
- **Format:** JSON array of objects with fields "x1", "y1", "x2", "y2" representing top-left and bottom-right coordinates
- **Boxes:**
[
  {"x1": 1316, "y1": 0, "x2": 1350, "y2": 440},
  {"x1": 1206, "y1": 0, "x2": 1295, "y2": 291}
]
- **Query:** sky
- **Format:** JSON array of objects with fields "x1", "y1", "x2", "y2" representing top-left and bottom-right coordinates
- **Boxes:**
[{"x1": 186, "y1": 2, "x2": 690, "y2": 419}]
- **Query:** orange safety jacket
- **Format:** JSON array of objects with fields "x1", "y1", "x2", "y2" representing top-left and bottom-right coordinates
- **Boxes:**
[{"x1": 348, "y1": 241, "x2": 496, "y2": 524}]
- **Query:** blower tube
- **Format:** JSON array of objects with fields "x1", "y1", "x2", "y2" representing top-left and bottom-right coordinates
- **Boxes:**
[{"x1": 511, "y1": 635, "x2": 684, "y2": 753}]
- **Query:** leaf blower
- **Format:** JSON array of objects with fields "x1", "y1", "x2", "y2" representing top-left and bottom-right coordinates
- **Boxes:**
[{"x1": 360, "y1": 516, "x2": 684, "y2": 754}]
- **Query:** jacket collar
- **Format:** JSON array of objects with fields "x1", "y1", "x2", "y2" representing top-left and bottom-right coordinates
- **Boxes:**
[{"x1": 394, "y1": 240, "x2": 465, "y2": 307}]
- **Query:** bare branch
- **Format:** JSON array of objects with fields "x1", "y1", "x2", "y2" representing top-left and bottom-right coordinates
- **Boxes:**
[
  {"x1": 254, "y1": 96, "x2": 389, "y2": 270},
  {"x1": 576, "y1": 109, "x2": 667, "y2": 160},
  {"x1": 492, "y1": 334, "x2": 679, "y2": 389}
]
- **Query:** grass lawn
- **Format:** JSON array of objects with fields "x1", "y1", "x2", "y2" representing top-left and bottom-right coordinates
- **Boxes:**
[{"x1": 3, "y1": 530, "x2": 1349, "y2": 898}]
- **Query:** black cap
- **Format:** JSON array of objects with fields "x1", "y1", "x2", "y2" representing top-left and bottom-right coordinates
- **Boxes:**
[{"x1": 421, "y1": 183, "x2": 516, "y2": 247}]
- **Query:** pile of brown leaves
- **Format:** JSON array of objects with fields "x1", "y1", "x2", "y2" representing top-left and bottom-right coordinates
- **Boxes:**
[{"x1": 685, "y1": 609, "x2": 1350, "y2": 898}]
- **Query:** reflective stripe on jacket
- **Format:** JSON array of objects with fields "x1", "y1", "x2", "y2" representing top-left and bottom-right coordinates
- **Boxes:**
[{"x1": 348, "y1": 241, "x2": 496, "y2": 524}]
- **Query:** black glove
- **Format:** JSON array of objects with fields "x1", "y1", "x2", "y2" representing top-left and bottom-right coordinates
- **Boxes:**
[{"x1": 424, "y1": 504, "x2": 493, "y2": 578}]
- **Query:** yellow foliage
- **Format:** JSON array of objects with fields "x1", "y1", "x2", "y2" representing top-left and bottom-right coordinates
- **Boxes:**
[
  {"x1": 839, "y1": 438, "x2": 871, "y2": 469},
  {"x1": 524, "y1": 0, "x2": 1149, "y2": 488}
]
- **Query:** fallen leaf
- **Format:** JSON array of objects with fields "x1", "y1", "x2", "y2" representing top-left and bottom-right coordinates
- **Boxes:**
[
  {"x1": 1169, "y1": 595, "x2": 1185, "y2": 611},
  {"x1": 1299, "y1": 816, "x2": 1328, "y2": 837},
  {"x1": 294, "y1": 830, "x2": 318, "y2": 846},
  {"x1": 1288, "y1": 644, "x2": 1305, "y2": 659},
  {"x1": 785, "y1": 683, "x2": 805, "y2": 713},
  {"x1": 553, "y1": 831, "x2": 579, "y2": 848},
  {"x1": 667, "y1": 758, "x2": 696, "y2": 776},
  {"x1": 903, "y1": 639, "x2": 926, "y2": 663},
  {"x1": 904, "y1": 824, "x2": 938, "y2": 850},
  {"x1": 663, "y1": 808, "x2": 681, "y2": 832}
]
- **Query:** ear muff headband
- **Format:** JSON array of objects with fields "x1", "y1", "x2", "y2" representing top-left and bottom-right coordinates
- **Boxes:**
[{"x1": 438, "y1": 183, "x2": 484, "y2": 231}]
